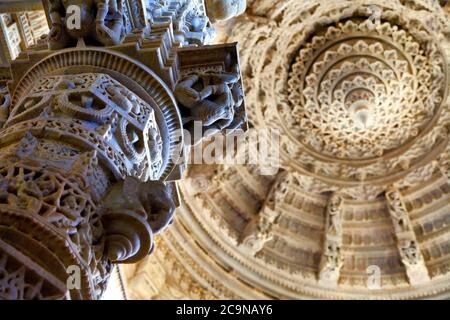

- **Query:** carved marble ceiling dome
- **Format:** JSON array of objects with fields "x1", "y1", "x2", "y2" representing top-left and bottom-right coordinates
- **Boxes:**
[{"x1": 126, "y1": 0, "x2": 450, "y2": 300}]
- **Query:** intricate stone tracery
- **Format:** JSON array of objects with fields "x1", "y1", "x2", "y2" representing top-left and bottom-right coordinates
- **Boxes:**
[
  {"x1": 125, "y1": 0, "x2": 450, "y2": 301},
  {"x1": 385, "y1": 188, "x2": 430, "y2": 285},
  {"x1": 274, "y1": 4, "x2": 450, "y2": 185},
  {"x1": 287, "y1": 19, "x2": 446, "y2": 161},
  {"x1": 46, "y1": 0, "x2": 128, "y2": 49},
  {"x1": 0, "y1": 0, "x2": 248, "y2": 300}
]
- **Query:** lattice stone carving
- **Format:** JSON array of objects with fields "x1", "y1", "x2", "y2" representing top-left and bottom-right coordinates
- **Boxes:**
[
  {"x1": 0, "y1": 239, "x2": 67, "y2": 300},
  {"x1": 0, "y1": 149, "x2": 111, "y2": 299},
  {"x1": 288, "y1": 19, "x2": 444, "y2": 160}
]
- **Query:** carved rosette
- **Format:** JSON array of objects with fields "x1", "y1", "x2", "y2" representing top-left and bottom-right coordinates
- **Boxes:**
[{"x1": 319, "y1": 194, "x2": 344, "y2": 287}]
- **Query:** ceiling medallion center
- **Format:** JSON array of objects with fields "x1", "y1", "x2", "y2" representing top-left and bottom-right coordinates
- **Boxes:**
[{"x1": 287, "y1": 19, "x2": 446, "y2": 161}]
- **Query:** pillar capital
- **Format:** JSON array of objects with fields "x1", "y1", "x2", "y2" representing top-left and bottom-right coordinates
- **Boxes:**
[{"x1": 0, "y1": 0, "x2": 247, "y2": 299}]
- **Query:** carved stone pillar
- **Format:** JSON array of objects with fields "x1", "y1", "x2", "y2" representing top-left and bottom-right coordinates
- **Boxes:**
[{"x1": 0, "y1": 0, "x2": 247, "y2": 299}]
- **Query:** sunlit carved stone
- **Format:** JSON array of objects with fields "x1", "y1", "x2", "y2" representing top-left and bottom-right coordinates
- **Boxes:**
[
  {"x1": 46, "y1": 0, "x2": 128, "y2": 48},
  {"x1": 205, "y1": 0, "x2": 246, "y2": 23},
  {"x1": 386, "y1": 188, "x2": 430, "y2": 285},
  {"x1": 0, "y1": 84, "x2": 10, "y2": 128},
  {"x1": 318, "y1": 194, "x2": 344, "y2": 287},
  {"x1": 126, "y1": 0, "x2": 450, "y2": 301},
  {"x1": 239, "y1": 172, "x2": 290, "y2": 256},
  {"x1": 0, "y1": 0, "x2": 247, "y2": 300}
]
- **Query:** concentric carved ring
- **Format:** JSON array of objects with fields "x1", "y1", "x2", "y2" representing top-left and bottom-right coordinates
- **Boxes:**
[{"x1": 273, "y1": 4, "x2": 450, "y2": 185}]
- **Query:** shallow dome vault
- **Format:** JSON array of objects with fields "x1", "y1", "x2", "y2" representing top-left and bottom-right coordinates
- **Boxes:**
[{"x1": 125, "y1": 0, "x2": 450, "y2": 300}]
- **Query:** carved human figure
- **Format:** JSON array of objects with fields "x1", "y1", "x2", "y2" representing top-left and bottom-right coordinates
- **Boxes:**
[
  {"x1": 367, "y1": 5, "x2": 382, "y2": 30},
  {"x1": 327, "y1": 194, "x2": 343, "y2": 235},
  {"x1": 175, "y1": 64, "x2": 245, "y2": 144},
  {"x1": 273, "y1": 176, "x2": 290, "y2": 206},
  {"x1": 240, "y1": 216, "x2": 274, "y2": 256},
  {"x1": 47, "y1": 0, "x2": 125, "y2": 49},
  {"x1": 239, "y1": 173, "x2": 290, "y2": 255},
  {"x1": 319, "y1": 193, "x2": 344, "y2": 285},
  {"x1": 323, "y1": 242, "x2": 343, "y2": 271},
  {"x1": 106, "y1": 84, "x2": 139, "y2": 112},
  {"x1": 204, "y1": 0, "x2": 247, "y2": 22},
  {"x1": 319, "y1": 240, "x2": 344, "y2": 286},
  {"x1": 386, "y1": 188, "x2": 430, "y2": 284}
]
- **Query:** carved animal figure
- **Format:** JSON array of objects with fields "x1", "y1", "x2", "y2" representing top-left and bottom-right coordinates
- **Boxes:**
[{"x1": 0, "y1": 84, "x2": 10, "y2": 128}]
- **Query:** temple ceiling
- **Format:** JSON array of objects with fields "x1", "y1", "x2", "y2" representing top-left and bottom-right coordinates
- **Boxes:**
[{"x1": 125, "y1": 0, "x2": 450, "y2": 300}]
